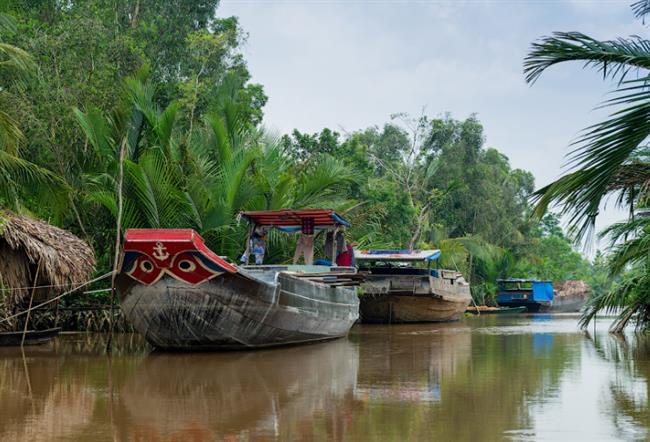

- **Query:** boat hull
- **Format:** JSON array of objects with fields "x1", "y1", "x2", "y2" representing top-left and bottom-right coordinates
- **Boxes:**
[
  {"x1": 0, "y1": 327, "x2": 61, "y2": 346},
  {"x1": 117, "y1": 271, "x2": 359, "y2": 350},
  {"x1": 496, "y1": 300, "x2": 552, "y2": 313},
  {"x1": 359, "y1": 294, "x2": 469, "y2": 323},
  {"x1": 466, "y1": 306, "x2": 527, "y2": 315},
  {"x1": 550, "y1": 295, "x2": 586, "y2": 313},
  {"x1": 358, "y1": 267, "x2": 471, "y2": 324}
]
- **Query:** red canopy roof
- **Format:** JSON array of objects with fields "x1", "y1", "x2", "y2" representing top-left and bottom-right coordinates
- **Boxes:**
[{"x1": 239, "y1": 209, "x2": 350, "y2": 228}]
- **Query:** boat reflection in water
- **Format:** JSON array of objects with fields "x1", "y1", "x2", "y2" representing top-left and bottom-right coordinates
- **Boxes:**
[
  {"x1": 0, "y1": 347, "x2": 99, "y2": 442},
  {"x1": 120, "y1": 339, "x2": 359, "y2": 441},
  {"x1": 353, "y1": 323, "x2": 471, "y2": 404}
]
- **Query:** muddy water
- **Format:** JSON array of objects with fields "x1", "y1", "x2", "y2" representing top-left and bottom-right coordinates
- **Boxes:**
[{"x1": 0, "y1": 315, "x2": 649, "y2": 441}]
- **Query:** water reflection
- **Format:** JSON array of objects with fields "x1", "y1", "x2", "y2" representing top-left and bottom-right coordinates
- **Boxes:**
[
  {"x1": 0, "y1": 318, "x2": 648, "y2": 441},
  {"x1": 589, "y1": 332, "x2": 650, "y2": 442},
  {"x1": 121, "y1": 340, "x2": 358, "y2": 441}
]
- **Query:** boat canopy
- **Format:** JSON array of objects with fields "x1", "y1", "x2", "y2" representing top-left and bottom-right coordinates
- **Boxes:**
[
  {"x1": 497, "y1": 278, "x2": 552, "y2": 284},
  {"x1": 496, "y1": 279, "x2": 554, "y2": 302},
  {"x1": 354, "y1": 249, "x2": 441, "y2": 262},
  {"x1": 239, "y1": 208, "x2": 349, "y2": 232}
]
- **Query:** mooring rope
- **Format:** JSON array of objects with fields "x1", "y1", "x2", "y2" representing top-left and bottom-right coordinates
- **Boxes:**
[
  {"x1": 0, "y1": 271, "x2": 114, "y2": 325},
  {"x1": 0, "y1": 282, "x2": 97, "y2": 292}
]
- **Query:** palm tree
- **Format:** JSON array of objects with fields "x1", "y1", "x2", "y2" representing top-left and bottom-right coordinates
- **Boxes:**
[
  {"x1": 579, "y1": 209, "x2": 650, "y2": 331},
  {"x1": 0, "y1": 12, "x2": 64, "y2": 211},
  {"x1": 76, "y1": 75, "x2": 359, "y2": 261},
  {"x1": 75, "y1": 73, "x2": 193, "y2": 232},
  {"x1": 524, "y1": 1, "x2": 650, "y2": 330},
  {"x1": 524, "y1": 4, "x2": 650, "y2": 239},
  {"x1": 0, "y1": 12, "x2": 34, "y2": 153}
]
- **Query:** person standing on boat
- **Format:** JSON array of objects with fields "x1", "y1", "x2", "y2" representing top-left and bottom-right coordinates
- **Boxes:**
[
  {"x1": 293, "y1": 218, "x2": 315, "y2": 265},
  {"x1": 241, "y1": 227, "x2": 267, "y2": 265},
  {"x1": 336, "y1": 244, "x2": 354, "y2": 267},
  {"x1": 325, "y1": 225, "x2": 346, "y2": 262}
]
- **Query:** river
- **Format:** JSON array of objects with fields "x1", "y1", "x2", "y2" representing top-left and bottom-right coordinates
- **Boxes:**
[{"x1": 0, "y1": 315, "x2": 648, "y2": 441}]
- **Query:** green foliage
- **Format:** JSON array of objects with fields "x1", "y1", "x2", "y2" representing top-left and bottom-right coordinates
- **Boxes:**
[{"x1": 0, "y1": 1, "x2": 601, "y2": 316}]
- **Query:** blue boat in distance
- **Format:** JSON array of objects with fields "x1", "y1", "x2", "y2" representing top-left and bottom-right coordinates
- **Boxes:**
[{"x1": 496, "y1": 279, "x2": 554, "y2": 312}]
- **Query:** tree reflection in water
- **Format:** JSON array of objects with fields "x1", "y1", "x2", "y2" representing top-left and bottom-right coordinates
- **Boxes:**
[{"x1": 589, "y1": 332, "x2": 650, "y2": 442}]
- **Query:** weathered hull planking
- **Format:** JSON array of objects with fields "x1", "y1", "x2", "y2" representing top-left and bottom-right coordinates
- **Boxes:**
[
  {"x1": 117, "y1": 270, "x2": 359, "y2": 350},
  {"x1": 358, "y1": 268, "x2": 471, "y2": 323},
  {"x1": 359, "y1": 294, "x2": 469, "y2": 323}
]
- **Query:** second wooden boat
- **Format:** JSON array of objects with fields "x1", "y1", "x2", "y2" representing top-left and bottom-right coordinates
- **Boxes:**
[{"x1": 357, "y1": 250, "x2": 472, "y2": 323}]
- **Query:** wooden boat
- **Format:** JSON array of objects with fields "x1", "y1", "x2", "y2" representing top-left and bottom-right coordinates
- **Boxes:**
[
  {"x1": 0, "y1": 327, "x2": 61, "y2": 346},
  {"x1": 357, "y1": 250, "x2": 472, "y2": 323},
  {"x1": 496, "y1": 279, "x2": 553, "y2": 312},
  {"x1": 465, "y1": 305, "x2": 527, "y2": 315},
  {"x1": 116, "y1": 209, "x2": 361, "y2": 351}
]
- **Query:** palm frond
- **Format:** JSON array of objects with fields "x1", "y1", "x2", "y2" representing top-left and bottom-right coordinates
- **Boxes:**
[
  {"x1": 155, "y1": 101, "x2": 179, "y2": 154},
  {"x1": 292, "y1": 155, "x2": 357, "y2": 208},
  {"x1": 580, "y1": 267, "x2": 650, "y2": 332},
  {"x1": 206, "y1": 113, "x2": 233, "y2": 164},
  {"x1": 124, "y1": 159, "x2": 161, "y2": 227},
  {"x1": 632, "y1": 0, "x2": 650, "y2": 20},
  {"x1": 73, "y1": 107, "x2": 114, "y2": 157},
  {"x1": 532, "y1": 78, "x2": 650, "y2": 238},
  {"x1": 0, "y1": 150, "x2": 66, "y2": 209},
  {"x1": 0, "y1": 42, "x2": 35, "y2": 74},
  {"x1": 0, "y1": 13, "x2": 17, "y2": 34},
  {"x1": 525, "y1": 32, "x2": 650, "y2": 85},
  {"x1": 0, "y1": 109, "x2": 23, "y2": 155}
]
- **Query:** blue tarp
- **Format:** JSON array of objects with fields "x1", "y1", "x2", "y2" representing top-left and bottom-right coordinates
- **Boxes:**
[{"x1": 532, "y1": 281, "x2": 554, "y2": 302}]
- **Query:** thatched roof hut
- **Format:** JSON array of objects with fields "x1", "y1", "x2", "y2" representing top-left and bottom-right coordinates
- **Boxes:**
[{"x1": 0, "y1": 211, "x2": 96, "y2": 307}]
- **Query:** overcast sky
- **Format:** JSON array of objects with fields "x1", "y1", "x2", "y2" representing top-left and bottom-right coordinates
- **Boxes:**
[{"x1": 219, "y1": 0, "x2": 648, "y2": 248}]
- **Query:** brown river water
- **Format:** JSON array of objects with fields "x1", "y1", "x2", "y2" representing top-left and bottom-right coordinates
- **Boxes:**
[{"x1": 0, "y1": 315, "x2": 649, "y2": 441}]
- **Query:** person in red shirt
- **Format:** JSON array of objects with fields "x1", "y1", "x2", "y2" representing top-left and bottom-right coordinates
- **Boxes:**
[{"x1": 336, "y1": 244, "x2": 354, "y2": 267}]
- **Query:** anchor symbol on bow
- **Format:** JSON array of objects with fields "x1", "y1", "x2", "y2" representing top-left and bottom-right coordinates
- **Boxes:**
[{"x1": 152, "y1": 241, "x2": 170, "y2": 261}]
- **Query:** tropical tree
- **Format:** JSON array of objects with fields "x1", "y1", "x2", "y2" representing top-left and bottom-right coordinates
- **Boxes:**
[
  {"x1": 0, "y1": 12, "x2": 33, "y2": 152},
  {"x1": 524, "y1": 0, "x2": 650, "y2": 330},
  {"x1": 0, "y1": 12, "x2": 64, "y2": 212},
  {"x1": 75, "y1": 73, "x2": 359, "y2": 263}
]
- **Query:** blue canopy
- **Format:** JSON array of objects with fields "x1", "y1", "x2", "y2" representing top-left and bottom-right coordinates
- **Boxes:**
[{"x1": 532, "y1": 281, "x2": 554, "y2": 302}]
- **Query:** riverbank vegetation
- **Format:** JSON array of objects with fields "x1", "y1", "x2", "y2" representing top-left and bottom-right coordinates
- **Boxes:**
[
  {"x1": 1, "y1": 1, "x2": 599, "y2": 317},
  {"x1": 525, "y1": 0, "x2": 650, "y2": 331}
]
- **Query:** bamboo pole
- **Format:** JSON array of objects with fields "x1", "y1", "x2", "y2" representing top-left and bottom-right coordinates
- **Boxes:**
[
  {"x1": 107, "y1": 138, "x2": 127, "y2": 353},
  {"x1": 21, "y1": 258, "x2": 42, "y2": 347}
]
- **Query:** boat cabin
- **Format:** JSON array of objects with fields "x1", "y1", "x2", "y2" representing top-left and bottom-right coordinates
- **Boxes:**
[
  {"x1": 238, "y1": 208, "x2": 356, "y2": 274},
  {"x1": 496, "y1": 279, "x2": 554, "y2": 312},
  {"x1": 355, "y1": 249, "x2": 466, "y2": 296}
]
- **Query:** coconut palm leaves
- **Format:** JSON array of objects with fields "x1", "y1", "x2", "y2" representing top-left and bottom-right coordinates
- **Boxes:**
[
  {"x1": 0, "y1": 12, "x2": 34, "y2": 153},
  {"x1": 600, "y1": 212, "x2": 650, "y2": 275},
  {"x1": 0, "y1": 13, "x2": 65, "y2": 211},
  {"x1": 0, "y1": 150, "x2": 63, "y2": 208},
  {"x1": 525, "y1": 32, "x2": 650, "y2": 238},
  {"x1": 525, "y1": 3, "x2": 650, "y2": 331},
  {"x1": 75, "y1": 75, "x2": 357, "y2": 259},
  {"x1": 580, "y1": 265, "x2": 650, "y2": 332}
]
